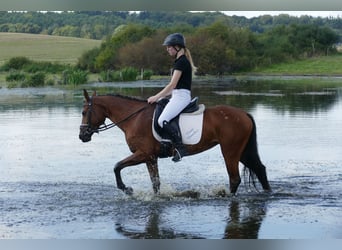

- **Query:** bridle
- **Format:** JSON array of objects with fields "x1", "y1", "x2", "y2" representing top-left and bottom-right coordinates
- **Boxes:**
[{"x1": 80, "y1": 96, "x2": 148, "y2": 134}]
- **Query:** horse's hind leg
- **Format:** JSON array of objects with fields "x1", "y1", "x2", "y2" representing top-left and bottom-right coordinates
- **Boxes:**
[
  {"x1": 221, "y1": 147, "x2": 241, "y2": 194},
  {"x1": 241, "y1": 113, "x2": 271, "y2": 192},
  {"x1": 146, "y1": 158, "x2": 160, "y2": 194},
  {"x1": 226, "y1": 159, "x2": 241, "y2": 194},
  {"x1": 240, "y1": 155, "x2": 271, "y2": 191}
]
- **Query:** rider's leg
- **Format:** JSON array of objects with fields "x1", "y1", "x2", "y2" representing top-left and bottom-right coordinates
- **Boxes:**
[{"x1": 162, "y1": 121, "x2": 187, "y2": 162}]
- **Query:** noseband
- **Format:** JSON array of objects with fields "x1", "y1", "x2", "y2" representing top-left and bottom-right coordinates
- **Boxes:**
[
  {"x1": 80, "y1": 96, "x2": 148, "y2": 134},
  {"x1": 80, "y1": 96, "x2": 99, "y2": 134}
]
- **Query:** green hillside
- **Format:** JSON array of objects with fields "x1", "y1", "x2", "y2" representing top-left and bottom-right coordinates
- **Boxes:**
[
  {"x1": 251, "y1": 54, "x2": 342, "y2": 75},
  {"x1": 0, "y1": 32, "x2": 101, "y2": 65}
]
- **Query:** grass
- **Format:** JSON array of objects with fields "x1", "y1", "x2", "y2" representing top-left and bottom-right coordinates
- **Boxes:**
[
  {"x1": 252, "y1": 54, "x2": 342, "y2": 75},
  {"x1": 1, "y1": 32, "x2": 342, "y2": 88},
  {"x1": 0, "y1": 32, "x2": 102, "y2": 65}
]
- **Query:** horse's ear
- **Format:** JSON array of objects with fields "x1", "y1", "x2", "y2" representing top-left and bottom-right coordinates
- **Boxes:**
[
  {"x1": 92, "y1": 90, "x2": 97, "y2": 97},
  {"x1": 83, "y1": 89, "x2": 90, "y2": 102}
]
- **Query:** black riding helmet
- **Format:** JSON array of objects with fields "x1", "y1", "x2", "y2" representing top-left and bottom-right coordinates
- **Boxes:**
[{"x1": 162, "y1": 33, "x2": 186, "y2": 48}]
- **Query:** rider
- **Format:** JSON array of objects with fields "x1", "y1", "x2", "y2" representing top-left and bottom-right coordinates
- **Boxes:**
[{"x1": 147, "y1": 33, "x2": 197, "y2": 162}]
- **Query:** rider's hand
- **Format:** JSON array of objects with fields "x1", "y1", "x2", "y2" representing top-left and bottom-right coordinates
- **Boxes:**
[{"x1": 147, "y1": 96, "x2": 158, "y2": 104}]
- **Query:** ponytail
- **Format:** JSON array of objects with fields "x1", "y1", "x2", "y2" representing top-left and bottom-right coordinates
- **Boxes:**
[{"x1": 184, "y1": 48, "x2": 197, "y2": 76}]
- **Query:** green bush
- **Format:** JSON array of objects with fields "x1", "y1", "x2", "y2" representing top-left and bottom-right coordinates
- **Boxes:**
[
  {"x1": 5, "y1": 71, "x2": 26, "y2": 82},
  {"x1": 2, "y1": 56, "x2": 31, "y2": 71},
  {"x1": 99, "y1": 68, "x2": 138, "y2": 82},
  {"x1": 77, "y1": 47, "x2": 100, "y2": 73},
  {"x1": 99, "y1": 70, "x2": 116, "y2": 82},
  {"x1": 24, "y1": 61, "x2": 68, "y2": 74},
  {"x1": 24, "y1": 72, "x2": 46, "y2": 87},
  {"x1": 45, "y1": 78, "x2": 55, "y2": 86},
  {"x1": 7, "y1": 82, "x2": 19, "y2": 89},
  {"x1": 62, "y1": 69, "x2": 88, "y2": 85},
  {"x1": 121, "y1": 67, "x2": 138, "y2": 81},
  {"x1": 142, "y1": 69, "x2": 153, "y2": 80},
  {"x1": 1, "y1": 56, "x2": 69, "y2": 74},
  {"x1": 5, "y1": 71, "x2": 46, "y2": 87}
]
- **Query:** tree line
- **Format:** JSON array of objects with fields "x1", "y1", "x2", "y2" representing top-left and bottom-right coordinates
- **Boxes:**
[
  {"x1": 1, "y1": 11, "x2": 341, "y2": 40},
  {"x1": 0, "y1": 11, "x2": 228, "y2": 39},
  {"x1": 0, "y1": 11, "x2": 340, "y2": 76},
  {"x1": 77, "y1": 22, "x2": 339, "y2": 75}
]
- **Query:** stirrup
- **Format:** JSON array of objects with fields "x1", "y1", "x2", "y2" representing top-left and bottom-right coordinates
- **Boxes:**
[{"x1": 172, "y1": 149, "x2": 182, "y2": 162}]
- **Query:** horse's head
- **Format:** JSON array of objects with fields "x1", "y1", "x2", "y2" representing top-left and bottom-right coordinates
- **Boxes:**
[{"x1": 79, "y1": 89, "x2": 106, "y2": 142}]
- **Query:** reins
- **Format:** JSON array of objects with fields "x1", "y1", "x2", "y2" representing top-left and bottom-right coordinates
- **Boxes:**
[
  {"x1": 96, "y1": 105, "x2": 148, "y2": 132},
  {"x1": 81, "y1": 96, "x2": 149, "y2": 134}
]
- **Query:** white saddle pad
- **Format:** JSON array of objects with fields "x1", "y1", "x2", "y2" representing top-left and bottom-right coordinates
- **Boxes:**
[{"x1": 152, "y1": 104, "x2": 205, "y2": 145}]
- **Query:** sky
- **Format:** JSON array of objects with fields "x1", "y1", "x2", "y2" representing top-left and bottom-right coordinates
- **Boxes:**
[{"x1": 222, "y1": 11, "x2": 342, "y2": 18}]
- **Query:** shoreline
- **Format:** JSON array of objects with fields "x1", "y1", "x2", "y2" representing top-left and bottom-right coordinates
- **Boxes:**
[{"x1": 1, "y1": 73, "x2": 342, "y2": 89}]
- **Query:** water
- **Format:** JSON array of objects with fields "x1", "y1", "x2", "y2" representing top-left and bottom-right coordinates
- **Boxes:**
[{"x1": 0, "y1": 79, "x2": 341, "y2": 239}]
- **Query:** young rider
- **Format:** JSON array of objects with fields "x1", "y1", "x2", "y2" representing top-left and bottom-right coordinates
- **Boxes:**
[{"x1": 147, "y1": 33, "x2": 197, "y2": 162}]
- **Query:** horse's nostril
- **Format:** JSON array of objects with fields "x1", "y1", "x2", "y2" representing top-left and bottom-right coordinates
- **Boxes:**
[{"x1": 79, "y1": 135, "x2": 91, "y2": 143}]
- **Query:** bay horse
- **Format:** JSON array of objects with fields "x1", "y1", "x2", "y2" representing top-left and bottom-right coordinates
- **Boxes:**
[{"x1": 79, "y1": 89, "x2": 271, "y2": 195}]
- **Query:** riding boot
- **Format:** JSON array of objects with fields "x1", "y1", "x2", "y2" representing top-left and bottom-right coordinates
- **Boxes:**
[{"x1": 162, "y1": 121, "x2": 188, "y2": 162}]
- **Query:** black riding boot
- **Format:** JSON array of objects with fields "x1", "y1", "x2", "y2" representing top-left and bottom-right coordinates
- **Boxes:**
[{"x1": 162, "y1": 121, "x2": 188, "y2": 162}]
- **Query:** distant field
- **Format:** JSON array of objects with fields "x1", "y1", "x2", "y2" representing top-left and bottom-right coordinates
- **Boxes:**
[
  {"x1": 0, "y1": 32, "x2": 102, "y2": 65},
  {"x1": 252, "y1": 54, "x2": 342, "y2": 75}
]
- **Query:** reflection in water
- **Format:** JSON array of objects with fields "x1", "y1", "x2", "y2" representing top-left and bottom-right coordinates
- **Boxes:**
[
  {"x1": 207, "y1": 81, "x2": 340, "y2": 114},
  {"x1": 115, "y1": 203, "x2": 203, "y2": 239},
  {"x1": 115, "y1": 198, "x2": 267, "y2": 239},
  {"x1": 0, "y1": 81, "x2": 340, "y2": 116},
  {"x1": 87, "y1": 80, "x2": 341, "y2": 116},
  {"x1": 0, "y1": 79, "x2": 341, "y2": 239},
  {"x1": 224, "y1": 199, "x2": 266, "y2": 239}
]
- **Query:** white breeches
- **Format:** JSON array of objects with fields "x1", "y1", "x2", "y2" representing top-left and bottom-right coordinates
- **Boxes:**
[{"x1": 158, "y1": 89, "x2": 191, "y2": 127}]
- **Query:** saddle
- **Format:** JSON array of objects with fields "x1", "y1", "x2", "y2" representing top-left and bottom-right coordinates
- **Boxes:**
[{"x1": 153, "y1": 97, "x2": 205, "y2": 145}]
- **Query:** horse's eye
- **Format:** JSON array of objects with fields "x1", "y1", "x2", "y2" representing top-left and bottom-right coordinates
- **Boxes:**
[{"x1": 82, "y1": 111, "x2": 86, "y2": 116}]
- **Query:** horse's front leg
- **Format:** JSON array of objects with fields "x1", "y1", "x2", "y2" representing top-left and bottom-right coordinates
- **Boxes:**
[
  {"x1": 113, "y1": 151, "x2": 146, "y2": 195},
  {"x1": 146, "y1": 157, "x2": 160, "y2": 194}
]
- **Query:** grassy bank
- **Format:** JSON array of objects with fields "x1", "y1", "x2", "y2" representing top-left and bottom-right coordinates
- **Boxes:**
[
  {"x1": 251, "y1": 53, "x2": 342, "y2": 75},
  {"x1": 0, "y1": 32, "x2": 101, "y2": 65},
  {"x1": 1, "y1": 32, "x2": 342, "y2": 89},
  {"x1": 0, "y1": 33, "x2": 102, "y2": 88}
]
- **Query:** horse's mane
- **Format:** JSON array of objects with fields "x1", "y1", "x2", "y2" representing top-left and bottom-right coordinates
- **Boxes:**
[{"x1": 102, "y1": 93, "x2": 147, "y2": 103}]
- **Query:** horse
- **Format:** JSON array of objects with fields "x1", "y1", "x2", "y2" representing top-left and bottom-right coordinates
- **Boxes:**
[{"x1": 79, "y1": 89, "x2": 271, "y2": 195}]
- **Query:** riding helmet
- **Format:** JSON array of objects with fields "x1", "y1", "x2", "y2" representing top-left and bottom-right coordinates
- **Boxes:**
[{"x1": 162, "y1": 33, "x2": 186, "y2": 48}]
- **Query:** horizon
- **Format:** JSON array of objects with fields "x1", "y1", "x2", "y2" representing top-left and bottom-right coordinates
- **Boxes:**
[{"x1": 221, "y1": 11, "x2": 342, "y2": 18}]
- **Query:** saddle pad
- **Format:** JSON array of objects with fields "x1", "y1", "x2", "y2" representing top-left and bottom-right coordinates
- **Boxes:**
[{"x1": 152, "y1": 104, "x2": 205, "y2": 145}]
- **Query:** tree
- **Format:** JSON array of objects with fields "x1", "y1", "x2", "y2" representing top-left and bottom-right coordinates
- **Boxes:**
[
  {"x1": 52, "y1": 25, "x2": 80, "y2": 37},
  {"x1": 94, "y1": 24, "x2": 155, "y2": 71},
  {"x1": 188, "y1": 22, "x2": 231, "y2": 75},
  {"x1": 289, "y1": 24, "x2": 339, "y2": 57},
  {"x1": 224, "y1": 27, "x2": 258, "y2": 71},
  {"x1": 189, "y1": 22, "x2": 257, "y2": 74},
  {"x1": 255, "y1": 25, "x2": 293, "y2": 65},
  {"x1": 77, "y1": 47, "x2": 101, "y2": 72},
  {"x1": 117, "y1": 31, "x2": 170, "y2": 74},
  {"x1": 315, "y1": 26, "x2": 339, "y2": 55}
]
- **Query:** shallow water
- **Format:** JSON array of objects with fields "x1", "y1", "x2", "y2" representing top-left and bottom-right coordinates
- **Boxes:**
[{"x1": 0, "y1": 80, "x2": 341, "y2": 239}]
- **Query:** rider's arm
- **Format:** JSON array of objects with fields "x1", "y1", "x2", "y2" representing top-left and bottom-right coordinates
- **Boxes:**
[{"x1": 147, "y1": 70, "x2": 182, "y2": 104}]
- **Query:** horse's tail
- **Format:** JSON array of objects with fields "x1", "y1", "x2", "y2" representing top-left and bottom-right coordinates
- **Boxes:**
[{"x1": 240, "y1": 113, "x2": 271, "y2": 191}]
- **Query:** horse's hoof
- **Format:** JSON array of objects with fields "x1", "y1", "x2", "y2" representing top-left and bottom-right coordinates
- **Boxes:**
[
  {"x1": 124, "y1": 187, "x2": 133, "y2": 195},
  {"x1": 263, "y1": 188, "x2": 272, "y2": 194},
  {"x1": 215, "y1": 189, "x2": 227, "y2": 197}
]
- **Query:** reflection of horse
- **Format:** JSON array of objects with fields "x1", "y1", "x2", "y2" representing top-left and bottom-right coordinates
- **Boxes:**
[
  {"x1": 79, "y1": 90, "x2": 271, "y2": 195},
  {"x1": 224, "y1": 199, "x2": 266, "y2": 239},
  {"x1": 115, "y1": 198, "x2": 266, "y2": 239},
  {"x1": 115, "y1": 203, "x2": 205, "y2": 239}
]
